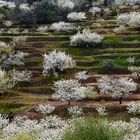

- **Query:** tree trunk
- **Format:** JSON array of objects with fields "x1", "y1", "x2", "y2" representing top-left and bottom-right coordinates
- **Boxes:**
[
  {"x1": 119, "y1": 97, "x2": 123, "y2": 104},
  {"x1": 68, "y1": 100, "x2": 71, "y2": 106}
]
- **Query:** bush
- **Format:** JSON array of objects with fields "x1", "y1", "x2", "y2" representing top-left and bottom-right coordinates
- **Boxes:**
[
  {"x1": 117, "y1": 12, "x2": 140, "y2": 29},
  {"x1": 110, "y1": 8, "x2": 118, "y2": 17},
  {"x1": 50, "y1": 21, "x2": 76, "y2": 32},
  {"x1": 70, "y1": 29, "x2": 103, "y2": 47},
  {"x1": 43, "y1": 50, "x2": 76, "y2": 77},
  {"x1": 62, "y1": 118, "x2": 124, "y2": 140},
  {"x1": 6, "y1": 8, "x2": 36, "y2": 27},
  {"x1": 67, "y1": 12, "x2": 86, "y2": 21},
  {"x1": 100, "y1": 60, "x2": 117, "y2": 73},
  {"x1": 16, "y1": 10, "x2": 36, "y2": 27},
  {"x1": 32, "y1": 0, "x2": 66, "y2": 24}
]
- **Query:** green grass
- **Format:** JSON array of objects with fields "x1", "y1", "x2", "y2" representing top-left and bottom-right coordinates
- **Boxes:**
[
  {"x1": 62, "y1": 118, "x2": 124, "y2": 140},
  {"x1": 0, "y1": 103, "x2": 31, "y2": 112},
  {"x1": 103, "y1": 36, "x2": 140, "y2": 45},
  {"x1": 1, "y1": 133, "x2": 37, "y2": 140}
]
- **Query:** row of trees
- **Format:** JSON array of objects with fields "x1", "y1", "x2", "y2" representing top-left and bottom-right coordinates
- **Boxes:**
[
  {"x1": 0, "y1": 0, "x2": 117, "y2": 26},
  {"x1": 3, "y1": 0, "x2": 91, "y2": 26}
]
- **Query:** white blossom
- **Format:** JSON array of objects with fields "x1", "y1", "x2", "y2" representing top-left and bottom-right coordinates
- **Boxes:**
[
  {"x1": 74, "y1": 71, "x2": 89, "y2": 80},
  {"x1": 128, "y1": 66, "x2": 140, "y2": 73},
  {"x1": 92, "y1": 23, "x2": 101, "y2": 28},
  {"x1": 0, "y1": 41, "x2": 13, "y2": 54},
  {"x1": 97, "y1": 75, "x2": 137, "y2": 103},
  {"x1": 20, "y1": 4, "x2": 30, "y2": 10},
  {"x1": 70, "y1": 29, "x2": 103, "y2": 47},
  {"x1": 128, "y1": 66, "x2": 140, "y2": 80},
  {"x1": 1, "y1": 114, "x2": 69, "y2": 139},
  {"x1": 7, "y1": 28, "x2": 19, "y2": 34},
  {"x1": 84, "y1": 86, "x2": 97, "y2": 99},
  {"x1": 89, "y1": 7, "x2": 101, "y2": 16},
  {"x1": 0, "y1": 114, "x2": 8, "y2": 129},
  {"x1": 117, "y1": 12, "x2": 140, "y2": 29},
  {"x1": 37, "y1": 25, "x2": 48, "y2": 33},
  {"x1": 57, "y1": 0, "x2": 75, "y2": 9},
  {"x1": 43, "y1": 50, "x2": 76, "y2": 77},
  {"x1": 68, "y1": 106, "x2": 83, "y2": 117},
  {"x1": 0, "y1": 13, "x2": 4, "y2": 19},
  {"x1": 3, "y1": 21, "x2": 13, "y2": 27},
  {"x1": 127, "y1": 56, "x2": 135, "y2": 64},
  {"x1": 67, "y1": 12, "x2": 86, "y2": 21},
  {"x1": 1, "y1": 113, "x2": 140, "y2": 140},
  {"x1": 114, "y1": 25, "x2": 126, "y2": 33},
  {"x1": 50, "y1": 22, "x2": 76, "y2": 32},
  {"x1": 36, "y1": 104, "x2": 55, "y2": 116},
  {"x1": 0, "y1": 28, "x2": 4, "y2": 34},
  {"x1": 12, "y1": 70, "x2": 32, "y2": 82},
  {"x1": 127, "y1": 102, "x2": 140, "y2": 115},
  {"x1": 52, "y1": 79, "x2": 86, "y2": 104},
  {"x1": 117, "y1": 13, "x2": 130, "y2": 25},
  {"x1": 112, "y1": 77, "x2": 136, "y2": 99},
  {"x1": 96, "y1": 106, "x2": 108, "y2": 116},
  {"x1": 92, "y1": 0, "x2": 104, "y2": 6},
  {"x1": 0, "y1": 68, "x2": 15, "y2": 93},
  {"x1": 2, "y1": 51, "x2": 29, "y2": 67},
  {"x1": 22, "y1": 29, "x2": 29, "y2": 34},
  {"x1": 13, "y1": 36, "x2": 27, "y2": 47},
  {"x1": 128, "y1": 12, "x2": 140, "y2": 28},
  {"x1": 115, "y1": 0, "x2": 140, "y2": 5}
]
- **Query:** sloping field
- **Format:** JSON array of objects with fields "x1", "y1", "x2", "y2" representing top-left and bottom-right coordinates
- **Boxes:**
[{"x1": 0, "y1": 10, "x2": 140, "y2": 118}]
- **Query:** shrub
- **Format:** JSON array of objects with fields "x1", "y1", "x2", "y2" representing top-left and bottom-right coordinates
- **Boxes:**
[
  {"x1": 110, "y1": 8, "x2": 118, "y2": 16},
  {"x1": 62, "y1": 118, "x2": 124, "y2": 140},
  {"x1": 0, "y1": 41, "x2": 28, "y2": 68},
  {"x1": 28, "y1": 0, "x2": 88, "y2": 24},
  {"x1": 114, "y1": 25, "x2": 126, "y2": 34},
  {"x1": 74, "y1": 71, "x2": 89, "y2": 81},
  {"x1": 50, "y1": 21, "x2": 76, "y2": 32},
  {"x1": 43, "y1": 50, "x2": 76, "y2": 77},
  {"x1": 89, "y1": 7, "x2": 101, "y2": 16},
  {"x1": 3, "y1": 20, "x2": 13, "y2": 27},
  {"x1": 128, "y1": 66, "x2": 140, "y2": 81},
  {"x1": 128, "y1": 12, "x2": 140, "y2": 29},
  {"x1": 52, "y1": 79, "x2": 86, "y2": 105},
  {"x1": 67, "y1": 12, "x2": 86, "y2": 21},
  {"x1": 0, "y1": 68, "x2": 15, "y2": 93},
  {"x1": 32, "y1": 0, "x2": 66, "y2": 23},
  {"x1": 97, "y1": 75, "x2": 137, "y2": 104},
  {"x1": 117, "y1": 12, "x2": 140, "y2": 29},
  {"x1": 68, "y1": 106, "x2": 83, "y2": 117},
  {"x1": 12, "y1": 69, "x2": 32, "y2": 82},
  {"x1": 96, "y1": 106, "x2": 108, "y2": 116},
  {"x1": 36, "y1": 25, "x2": 48, "y2": 32},
  {"x1": 13, "y1": 36, "x2": 27, "y2": 47},
  {"x1": 1, "y1": 51, "x2": 29, "y2": 67},
  {"x1": 127, "y1": 102, "x2": 140, "y2": 115},
  {"x1": 15, "y1": 9, "x2": 36, "y2": 27},
  {"x1": 100, "y1": 60, "x2": 117, "y2": 73},
  {"x1": 57, "y1": 0, "x2": 75, "y2": 9},
  {"x1": 70, "y1": 29, "x2": 103, "y2": 47},
  {"x1": 115, "y1": 0, "x2": 140, "y2": 5},
  {"x1": 6, "y1": 5, "x2": 36, "y2": 26},
  {"x1": 36, "y1": 104, "x2": 55, "y2": 116},
  {"x1": 0, "y1": 41, "x2": 13, "y2": 54},
  {"x1": 117, "y1": 13, "x2": 130, "y2": 25}
]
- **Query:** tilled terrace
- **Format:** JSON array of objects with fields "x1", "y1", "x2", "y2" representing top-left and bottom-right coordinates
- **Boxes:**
[{"x1": 0, "y1": 12, "x2": 140, "y2": 117}]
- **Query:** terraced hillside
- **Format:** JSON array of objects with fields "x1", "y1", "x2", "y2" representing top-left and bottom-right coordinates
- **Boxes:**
[{"x1": 0, "y1": 7, "x2": 140, "y2": 118}]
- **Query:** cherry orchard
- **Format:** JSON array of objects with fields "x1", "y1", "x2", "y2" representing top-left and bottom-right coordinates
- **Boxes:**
[{"x1": 97, "y1": 75, "x2": 137, "y2": 104}]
